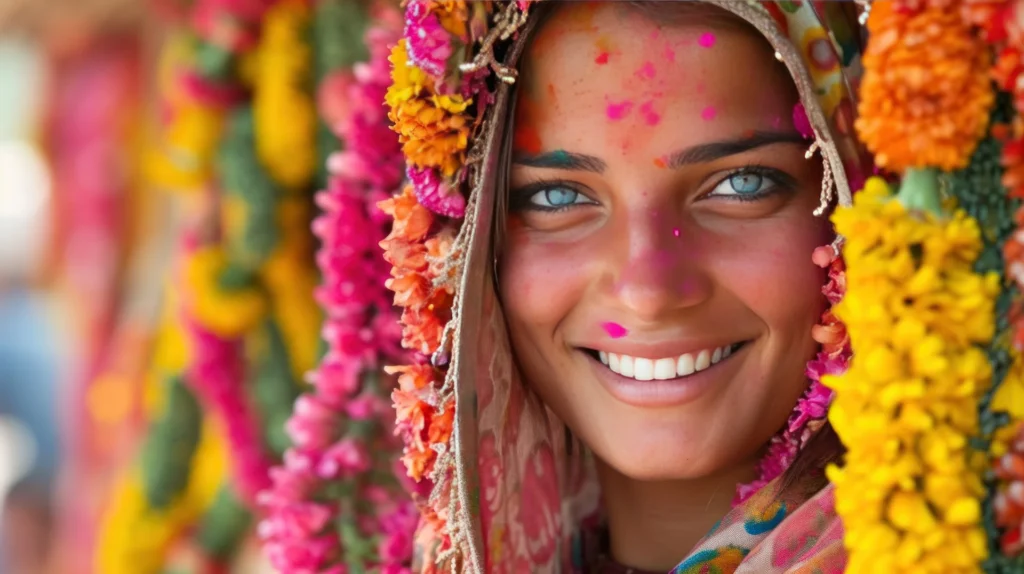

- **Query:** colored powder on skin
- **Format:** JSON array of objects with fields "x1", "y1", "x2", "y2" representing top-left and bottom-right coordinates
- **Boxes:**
[
  {"x1": 514, "y1": 125, "x2": 543, "y2": 154},
  {"x1": 653, "y1": 156, "x2": 667, "y2": 169},
  {"x1": 602, "y1": 322, "x2": 628, "y2": 339},
  {"x1": 792, "y1": 102, "x2": 813, "y2": 139},
  {"x1": 698, "y1": 32, "x2": 716, "y2": 48},
  {"x1": 673, "y1": 228, "x2": 681, "y2": 237},
  {"x1": 663, "y1": 43, "x2": 676, "y2": 62},
  {"x1": 639, "y1": 101, "x2": 661, "y2": 126},
  {"x1": 636, "y1": 61, "x2": 656, "y2": 80},
  {"x1": 606, "y1": 100, "x2": 634, "y2": 121},
  {"x1": 595, "y1": 52, "x2": 610, "y2": 65},
  {"x1": 700, "y1": 106, "x2": 717, "y2": 121}
]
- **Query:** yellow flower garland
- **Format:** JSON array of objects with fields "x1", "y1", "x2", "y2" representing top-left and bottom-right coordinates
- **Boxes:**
[
  {"x1": 184, "y1": 246, "x2": 268, "y2": 338},
  {"x1": 254, "y1": 0, "x2": 317, "y2": 192},
  {"x1": 260, "y1": 197, "x2": 322, "y2": 379},
  {"x1": 96, "y1": 419, "x2": 228, "y2": 574},
  {"x1": 826, "y1": 177, "x2": 998, "y2": 573}
]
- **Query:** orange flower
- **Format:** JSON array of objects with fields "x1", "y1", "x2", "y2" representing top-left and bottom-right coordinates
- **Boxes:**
[
  {"x1": 387, "y1": 40, "x2": 472, "y2": 177},
  {"x1": 386, "y1": 364, "x2": 437, "y2": 391},
  {"x1": 379, "y1": 185, "x2": 434, "y2": 242},
  {"x1": 856, "y1": 1, "x2": 994, "y2": 172},
  {"x1": 401, "y1": 293, "x2": 451, "y2": 355},
  {"x1": 428, "y1": 401, "x2": 455, "y2": 445}
]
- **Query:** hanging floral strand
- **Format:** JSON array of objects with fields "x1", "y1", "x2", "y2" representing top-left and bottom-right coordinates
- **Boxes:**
[
  {"x1": 826, "y1": 1, "x2": 1000, "y2": 572},
  {"x1": 258, "y1": 16, "x2": 418, "y2": 573}
]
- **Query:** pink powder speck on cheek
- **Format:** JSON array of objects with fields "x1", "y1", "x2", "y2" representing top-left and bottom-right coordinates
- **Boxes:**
[
  {"x1": 700, "y1": 106, "x2": 717, "y2": 121},
  {"x1": 672, "y1": 228, "x2": 680, "y2": 237},
  {"x1": 595, "y1": 52, "x2": 610, "y2": 65},
  {"x1": 602, "y1": 322, "x2": 629, "y2": 338},
  {"x1": 639, "y1": 101, "x2": 661, "y2": 126},
  {"x1": 606, "y1": 100, "x2": 634, "y2": 121},
  {"x1": 698, "y1": 32, "x2": 716, "y2": 48}
]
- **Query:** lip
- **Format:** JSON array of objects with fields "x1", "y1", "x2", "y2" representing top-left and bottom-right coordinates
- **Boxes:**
[{"x1": 583, "y1": 341, "x2": 748, "y2": 408}]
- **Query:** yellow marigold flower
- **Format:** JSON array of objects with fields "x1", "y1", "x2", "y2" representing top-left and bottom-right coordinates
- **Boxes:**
[
  {"x1": 145, "y1": 103, "x2": 225, "y2": 192},
  {"x1": 855, "y1": 2, "x2": 994, "y2": 172},
  {"x1": 254, "y1": 0, "x2": 317, "y2": 191},
  {"x1": 184, "y1": 246, "x2": 267, "y2": 338},
  {"x1": 387, "y1": 39, "x2": 471, "y2": 177},
  {"x1": 825, "y1": 177, "x2": 996, "y2": 573}
]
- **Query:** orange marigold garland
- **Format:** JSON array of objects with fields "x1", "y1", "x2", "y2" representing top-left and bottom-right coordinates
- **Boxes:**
[{"x1": 856, "y1": 1, "x2": 994, "y2": 172}]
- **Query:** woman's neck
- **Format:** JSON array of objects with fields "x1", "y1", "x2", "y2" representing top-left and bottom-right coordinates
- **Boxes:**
[{"x1": 596, "y1": 458, "x2": 758, "y2": 572}]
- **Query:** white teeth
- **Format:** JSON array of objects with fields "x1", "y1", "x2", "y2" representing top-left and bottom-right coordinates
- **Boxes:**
[
  {"x1": 695, "y1": 350, "x2": 711, "y2": 371},
  {"x1": 633, "y1": 358, "x2": 654, "y2": 381},
  {"x1": 596, "y1": 344, "x2": 738, "y2": 382},
  {"x1": 620, "y1": 355, "x2": 635, "y2": 377},
  {"x1": 677, "y1": 353, "x2": 695, "y2": 376},
  {"x1": 654, "y1": 358, "x2": 676, "y2": 380}
]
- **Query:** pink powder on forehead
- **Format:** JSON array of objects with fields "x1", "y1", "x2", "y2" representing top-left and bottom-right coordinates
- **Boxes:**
[
  {"x1": 639, "y1": 101, "x2": 661, "y2": 126},
  {"x1": 602, "y1": 322, "x2": 628, "y2": 339},
  {"x1": 636, "y1": 61, "x2": 657, "y2": 80},
  {"x1": 663, "y1": 43, "x2": 676, "y2": 62},
  {"x1": 701, "y1": 106, "x2": 717, "y2": 121},
  {"x1": 606, "y1": 100, "x2": 634, "y2": 121},
  {"x1": 792, "y1": 102, "x2": 814, "y2": 139},
  {"x1": 698, "y1": 32, "x2": 716, "y2": 48}
]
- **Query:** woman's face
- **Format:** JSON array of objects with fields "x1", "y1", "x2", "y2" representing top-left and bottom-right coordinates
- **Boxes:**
[{"x1": 500, "y1": 3, "x2": 831, "y2": 481}]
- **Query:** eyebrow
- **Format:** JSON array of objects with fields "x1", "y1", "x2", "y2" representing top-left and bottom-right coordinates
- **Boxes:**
[{"x1": 512, "y1": 130, "x2": 808, "y2": 174}]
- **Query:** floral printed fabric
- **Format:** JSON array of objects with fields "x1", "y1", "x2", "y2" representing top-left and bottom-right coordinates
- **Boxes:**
[{"x1": 674, "y1": 481, "x2": 845, "y2": 574}]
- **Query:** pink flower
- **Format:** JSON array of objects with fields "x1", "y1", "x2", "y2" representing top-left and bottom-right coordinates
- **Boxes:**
[
  {"x1": 318, "y1": 71, "x2": 356, "y2": 132},
  {"x1": 285, "y1": 394, "x2": 341, "y2": 450},
  {"x1": 317, "y1": 438, "x2": 372, "y2": 479},
  {"x1": 404, "y1": 1, "x2": 453, "y2": 77},
  {"x1": 408, "y1": 166, "x2": 466, "y2": 218}
]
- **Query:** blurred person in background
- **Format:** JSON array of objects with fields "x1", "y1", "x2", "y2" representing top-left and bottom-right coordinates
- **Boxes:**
[{"x1": 0, "y1": 38, "x2": 65, "y2": 574}]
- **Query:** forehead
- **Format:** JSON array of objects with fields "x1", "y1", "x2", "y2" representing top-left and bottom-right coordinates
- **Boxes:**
[{"x1": 518, "y1": 3, "x2": 798, "y2": 155}]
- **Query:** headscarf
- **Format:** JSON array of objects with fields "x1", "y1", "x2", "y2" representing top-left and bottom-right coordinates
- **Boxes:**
[{"x1": 384, "y1": 2, "x2": 870, "y2": 572}]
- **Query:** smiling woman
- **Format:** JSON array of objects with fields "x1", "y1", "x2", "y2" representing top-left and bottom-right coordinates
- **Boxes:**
[{"x1": 383, "y1": 1, "x2": 868, "y2": 573}]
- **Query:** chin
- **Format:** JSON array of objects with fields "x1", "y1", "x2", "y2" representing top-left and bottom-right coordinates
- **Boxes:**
[{"x1": 576, "y1": 401, "x2": 766, "y2": 482}]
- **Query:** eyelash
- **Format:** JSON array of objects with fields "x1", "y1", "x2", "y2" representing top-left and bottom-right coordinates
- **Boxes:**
[{"x1": 509, "y1": 165, "x2": 794, "y2": 213}]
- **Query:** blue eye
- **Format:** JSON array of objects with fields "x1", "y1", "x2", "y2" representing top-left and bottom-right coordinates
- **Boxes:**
[
  {"x1": 529, "y1": 187, "x2": 592, "y2": 209},
  {"x1": 708, "y1": 169, "x2": 779, "y2": 200}
]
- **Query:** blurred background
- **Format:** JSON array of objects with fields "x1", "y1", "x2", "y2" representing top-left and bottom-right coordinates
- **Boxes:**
[
  {"x1": 0, "y1": 1, "x2": 169, "y2": 572},
  {"x1": 0, "y1": 0, "x2": 367, "y2": 570}
]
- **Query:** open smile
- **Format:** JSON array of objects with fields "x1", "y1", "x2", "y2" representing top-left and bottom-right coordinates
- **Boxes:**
[{"x1": 580, "y1": 341, "x2": 751, "y2": 407}]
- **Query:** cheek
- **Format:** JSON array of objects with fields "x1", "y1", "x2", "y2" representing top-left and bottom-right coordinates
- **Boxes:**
[
  {"x1": 499, "y1": 225, "x2": 591, "y2": 335},
  {"x1": 716, "y1": 216, "x2": 830, "y2": 330}
]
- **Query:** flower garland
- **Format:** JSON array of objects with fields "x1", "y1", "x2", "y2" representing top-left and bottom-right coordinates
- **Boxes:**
[
  {"x1": 856, "y1": 2, "x2": 993, "y2": 173},
  {"x1": 827, "y1": 176, "x2": 998, "y2": 573},
  {"x1": 380, "y1": 5, "x2": 533, "y2": 563},
  {"x1": 254, "y1": 0, "x2": 318, "y2": 192},
  {"x1": 734, "y1": 248, "x2": 850, "y2": 504},
  {"x1": 258, "y1": 19, "x2": 418, "y2": 573},
  {"x1": 825, "y1": 2, "x2": 1004, "y2": 571}
]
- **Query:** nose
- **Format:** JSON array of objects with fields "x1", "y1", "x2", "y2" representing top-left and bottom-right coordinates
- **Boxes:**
[{"x1": 606, "y1": 211, "x2": 713, "y2": 323}]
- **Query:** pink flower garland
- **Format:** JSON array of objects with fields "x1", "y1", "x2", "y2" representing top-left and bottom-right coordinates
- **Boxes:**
[
  {"x1": 185, "y1": 316, "x2": 275, "y2": 503},
  {"x1": 734, "y1": 244, "x2": 851, "y2": 505},
  {"x1": 259, "y1": 22, "x2": 416, "y2": 573}
]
